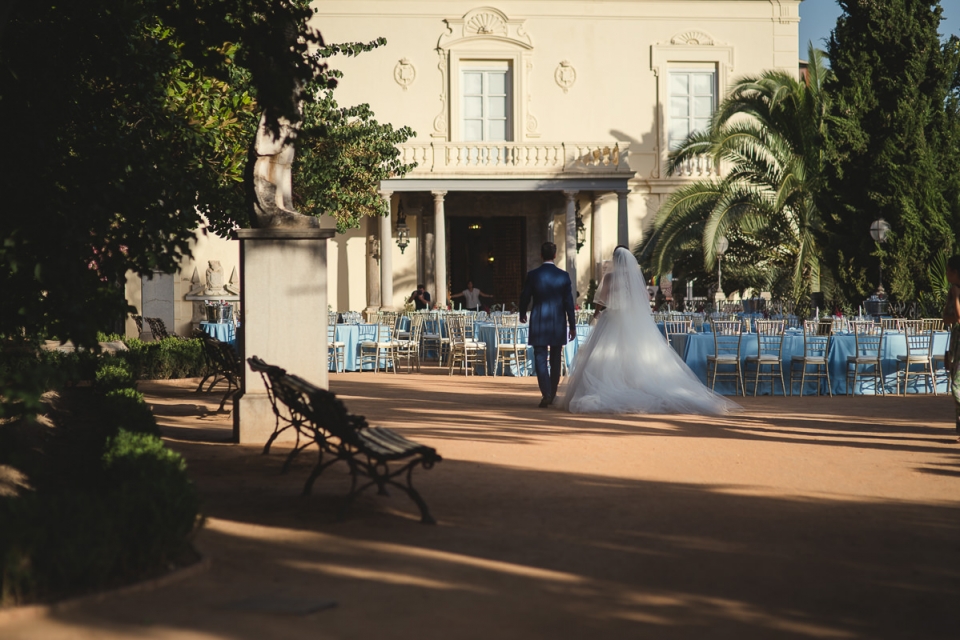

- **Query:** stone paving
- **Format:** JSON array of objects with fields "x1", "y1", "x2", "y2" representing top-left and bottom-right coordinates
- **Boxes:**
[{"x1": 2, "y1": 371, "x2": 959, "y2": 639}]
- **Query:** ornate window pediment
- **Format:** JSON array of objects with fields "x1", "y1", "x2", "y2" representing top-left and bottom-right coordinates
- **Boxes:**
[
  {"x1": 432, "y1": 6, "x2": 539, "y2": 141},
  {"x1": 438, "y1": 6, "x2": 533, "y2": 50}
]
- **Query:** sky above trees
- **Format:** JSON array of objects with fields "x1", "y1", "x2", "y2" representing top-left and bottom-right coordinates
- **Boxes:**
[{"x1": 800, "y1": 0, "x2": 960, "y2": 52}]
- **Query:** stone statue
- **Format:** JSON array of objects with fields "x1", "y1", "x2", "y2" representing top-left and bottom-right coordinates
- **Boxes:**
[
  {"x1": 205, "y1": 260, "x2": 226, "y2": 296},
  {"x1": 248, "y1": 111, "x2": 319, "y2": 229}
]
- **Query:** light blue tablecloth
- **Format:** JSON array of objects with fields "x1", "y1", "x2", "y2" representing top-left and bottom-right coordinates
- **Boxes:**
[
  {"x1": 475, "y1": 323, "x2": 584, "y2": 376},
  {"x1": 332, "y1": 324, "x2": 380, "y2": 372},
  {"x1": 200, "y1": 322, "x2": 235, "y2": 346},
  {"x1": 680, "y1": 331, "x2": 949, "y2": 395}
]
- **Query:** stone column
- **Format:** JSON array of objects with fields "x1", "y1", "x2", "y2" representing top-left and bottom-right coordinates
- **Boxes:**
[
  {"x1": 379, "y1": 191, "x2": 394, "y2": 310},
  {"x1": 234, "y1": 228, "x2": 335, "y2": 444},
  {"x1": 364, "y1": 215, "x2": 380, "y2": 316},
  {"x1": 591, "y1": 193, "x2": 603, "y2": 281},
  {"x1": 432, "y1": 191, "x2": 448, "y2": 308},
  {"x1": 617, "y1": 189, "x2": 629, "y2": 248},
  {"x1": 563, "y1": 190, "x2": 578, "y2": 299}
]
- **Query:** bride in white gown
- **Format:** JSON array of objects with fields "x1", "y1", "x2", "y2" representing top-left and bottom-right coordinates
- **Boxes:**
[{"x1": 557, "y1": 246, "x2": 740, "y2": 415}]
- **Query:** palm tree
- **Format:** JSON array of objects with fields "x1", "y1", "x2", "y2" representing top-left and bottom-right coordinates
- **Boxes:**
[{"x1": 640, "y1": 44, "x2": 832, "y2": 304}]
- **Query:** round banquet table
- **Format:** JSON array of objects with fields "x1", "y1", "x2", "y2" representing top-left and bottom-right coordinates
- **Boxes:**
[{"x1": 199, "y1": 321, "x2": 236, "y2": 346}]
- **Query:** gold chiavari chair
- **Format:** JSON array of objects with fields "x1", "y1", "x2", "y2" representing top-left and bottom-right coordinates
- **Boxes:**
[
  {"x1": 663, "y1": 319, "x2": 693, "y2": 348},
  {"x1": 745, "y1": 320, "x2": 786, "y2": 396},
  {"x1": 359, "y1": 311, "x2": 398, "y2": 373},
  {"x1": 447, "y1": 314, "x2": 488, "y2": 376},
  {"x1": 707, "y1": 320, "x2": 744, "y2": 396},
  {"x1": 789, "y1": 320, "x2": 832, "y2": 396},
  {"x1": 846, "y1": 321, "x2": 885, "y2": 396},
  {"x1": 881, "y1": 317, "x2": 902, "y2": 331},
  {"x1": 394, "y1": 314, "x2": 424, "y2": 373},
  {"x1": 896, "y1": 320, "x2": 936, "y2": 395},
  {"x1": 493, "y1": 313, "x2": 528, "y2": 377}
]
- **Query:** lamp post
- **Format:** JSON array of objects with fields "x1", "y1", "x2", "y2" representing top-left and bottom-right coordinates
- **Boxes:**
[
  {"x1": 716, "y1": 235, "x2": 729, "y2": 310},
  {"x1": 395, "y1": 200, "x2": 410, "y2": 254},
  {"x1": 869, "y1": 218, "x2": 890, "y2": 297}
]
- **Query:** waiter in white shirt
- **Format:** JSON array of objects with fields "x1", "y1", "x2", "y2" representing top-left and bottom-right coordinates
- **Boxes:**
[{"x1": 450, "y1": 280, "x2": 494, "y2": 311}]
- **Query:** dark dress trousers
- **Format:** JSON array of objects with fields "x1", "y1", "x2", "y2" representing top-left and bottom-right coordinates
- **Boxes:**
[{"x1": 519, "y1": 263, "x2": 576, "y2": 398}]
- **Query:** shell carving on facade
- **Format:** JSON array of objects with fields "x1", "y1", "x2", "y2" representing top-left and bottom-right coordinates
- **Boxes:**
[
  {"x1": 670, "y1": 30, "x2": 715, "y2": 46},
  {"x1": 465, "y1": 11, "x2": 507, "y2": 36}
]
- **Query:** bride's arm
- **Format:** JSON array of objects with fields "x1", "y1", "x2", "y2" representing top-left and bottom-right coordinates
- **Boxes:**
[{"x1": 593, "y1": 273, "x2": 612, "y2": 315}]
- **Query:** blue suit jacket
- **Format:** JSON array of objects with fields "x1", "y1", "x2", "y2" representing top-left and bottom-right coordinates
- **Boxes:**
[{"x1": 519, "y1": 263, "x2": 576, "y2": 346}]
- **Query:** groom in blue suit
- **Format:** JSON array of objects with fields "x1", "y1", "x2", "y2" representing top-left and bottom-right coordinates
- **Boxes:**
[{"x1": 520, "y1": 242, "x2": 577, "y2": 408}]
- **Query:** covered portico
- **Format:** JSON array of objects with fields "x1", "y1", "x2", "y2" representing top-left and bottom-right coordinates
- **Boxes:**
[{"x1": 369, "y1": 141, "x2": 635, "y2": 311}]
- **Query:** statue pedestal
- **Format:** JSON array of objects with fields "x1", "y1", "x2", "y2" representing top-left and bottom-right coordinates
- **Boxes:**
[{"x1": 233, "y1": 228, "x2": 335, "y2": 444}]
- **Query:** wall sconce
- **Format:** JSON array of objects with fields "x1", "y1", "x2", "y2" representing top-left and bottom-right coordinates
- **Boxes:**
[
  {"x1": 469, "y1": 223, "x2": 482, "y2": 231},
  {"x1": 396, "y1": 201, "x2": 410, "y2": 254}
]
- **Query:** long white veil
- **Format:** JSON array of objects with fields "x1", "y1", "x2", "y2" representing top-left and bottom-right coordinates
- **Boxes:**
[{"x1": 557, "y1": 247, "x2": 739, "y2": 415}]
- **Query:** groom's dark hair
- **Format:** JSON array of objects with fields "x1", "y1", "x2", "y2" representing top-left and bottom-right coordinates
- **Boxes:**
[{"x1": 541, "y1": 242, "x2": 557, "y2": 260}]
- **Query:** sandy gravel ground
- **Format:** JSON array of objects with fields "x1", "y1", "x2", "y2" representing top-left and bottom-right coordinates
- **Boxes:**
[{"x1": 2, "y1": 370, "x2": 959, "y2": 639}]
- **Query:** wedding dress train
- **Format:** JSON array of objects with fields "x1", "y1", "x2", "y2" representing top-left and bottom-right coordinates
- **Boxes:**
[{"x1": 557, "y1": 247, "x2": 740, "y2": 416}]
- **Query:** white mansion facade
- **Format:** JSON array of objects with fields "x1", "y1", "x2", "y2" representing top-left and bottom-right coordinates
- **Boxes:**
[{"x1": 126, "y1": 0, "x2": 801, "y2": 336}]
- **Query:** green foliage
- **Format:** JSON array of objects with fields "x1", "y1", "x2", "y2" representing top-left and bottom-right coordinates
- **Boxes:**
[
  {"x1": 823, "y1": 0, "x2": 960, "y2": 302},
  {"x1": 293, "y1": 41, "x2": 416, "y2": 232},
  {"x1": 0, "y1": 0, "x2": 325, "y2": 415},
  {"x1": 1, "y1": 369, "x2": 197, "y2": 604},
  {"x1": 639, "y1": 44, "x2": 832, "y2": 305},
  {"x1": 1, "y1": 430, "x2": 199, "y2": 603},
  {"x1": 120, "y1": 337, "x2": 209, "y2": 380},
  {"x1": 93, "y1": 362, "x2": 137, "y2": 395},
  {"x1": 102, "y1": 389, "x2": 160, "y2": 438}
]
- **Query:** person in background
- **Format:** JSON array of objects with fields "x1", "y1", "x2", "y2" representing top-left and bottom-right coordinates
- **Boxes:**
[
  {"x1": 942, "y1": 255, "x2": 960, "y2": 442},
  {"x1": 408, "y1": 283, "x2": 432, "y2": 310},
  {"x1": 450, "y1": 280, "x2": 493, "y2": 311}
]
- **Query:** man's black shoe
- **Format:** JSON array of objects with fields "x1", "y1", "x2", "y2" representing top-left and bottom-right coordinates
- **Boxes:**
[{"x1": 538, "y1": 396, "x2": 551, "y2": 408}]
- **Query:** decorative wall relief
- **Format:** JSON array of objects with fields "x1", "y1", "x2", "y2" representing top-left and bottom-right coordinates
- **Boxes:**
[
  {"x1": 394, "y1": 58, "x2": 416, "y2": 90},
  {"x1": 439, "y1": 7, "x2": 533, "y2": 48},
  {"x1": 554, "y1": 60, "x2": 577, "y2": 93},
  {"x1": 525, "y1": 59, "x2": 540, "y2": 138},
  {"x1": 431, "y1": 49, "x2": 449, "y2": 138},
  {"x1": 670, "y1": 30, "x2": 715, "y2": 46}
]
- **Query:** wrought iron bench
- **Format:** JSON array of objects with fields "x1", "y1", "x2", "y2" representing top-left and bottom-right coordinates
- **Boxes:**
[
  {"x1": 196, "y1": 331, "x2": 241, "y2": 411},
  {"x1": 247, "y1": 356, "x2": 442, "y2": 524}
]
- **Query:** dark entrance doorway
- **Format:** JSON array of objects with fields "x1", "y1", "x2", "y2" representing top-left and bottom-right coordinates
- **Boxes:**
[{"x1": 449, "y1": 217, "x2": 526, "y2": 308}]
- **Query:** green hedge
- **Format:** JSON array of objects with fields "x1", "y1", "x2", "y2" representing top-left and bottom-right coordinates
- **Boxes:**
[
  {"x1": 118, "y1": 337, "x2": 210, "y2": 381},
  {"x1": 0, "y1": 354, "x2": 200, "y2": 605}
]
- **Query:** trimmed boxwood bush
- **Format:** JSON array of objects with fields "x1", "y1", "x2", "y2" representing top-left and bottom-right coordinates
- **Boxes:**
[
  {"x1": 119, "y1": 337, "x2": 209, "y2": 380},
  {"x1": 94, "y1": 361, "x2": 136, "y2": 394},
  {"x1": 0, "y1": 346, "x2": 201, "y2": 605}
]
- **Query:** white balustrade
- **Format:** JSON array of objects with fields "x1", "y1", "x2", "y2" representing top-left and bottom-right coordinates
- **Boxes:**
[
  {"x1": 398, "y1": 141, "x2": 632, "y2": 175},
  {"x1": 675, "y1": 155, "x2": 721, "y2": 177}
]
